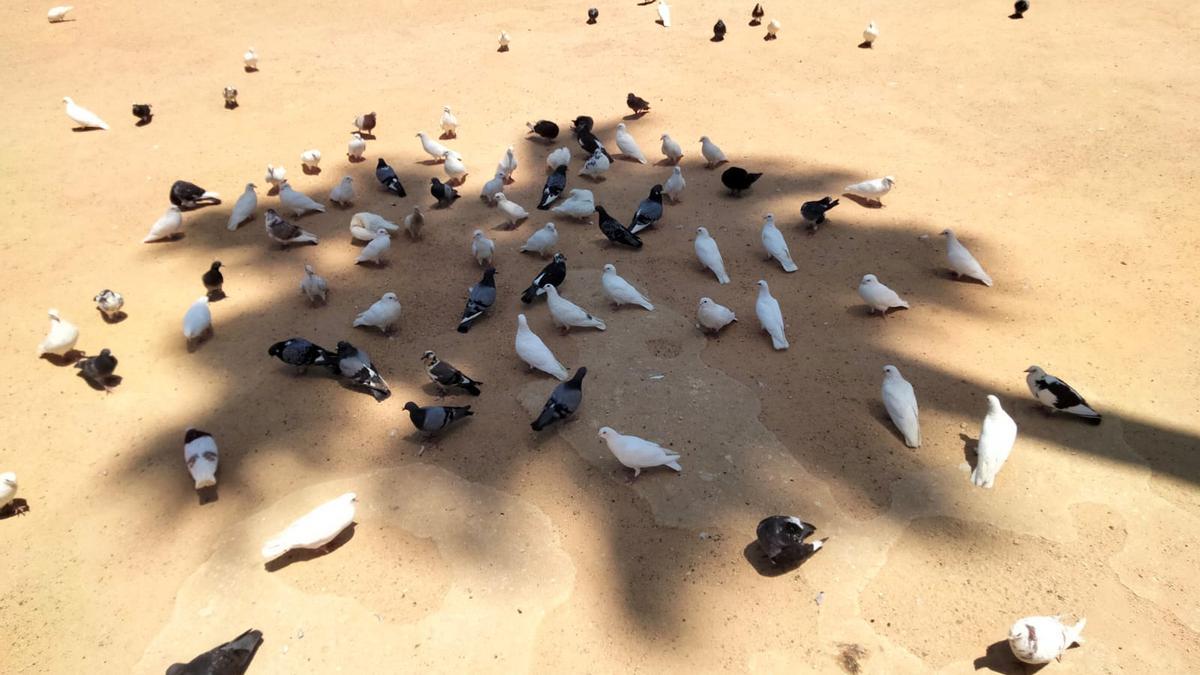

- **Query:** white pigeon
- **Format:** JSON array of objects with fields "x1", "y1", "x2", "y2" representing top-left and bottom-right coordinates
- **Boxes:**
[
  {"x1": 656, "y1": 0, "x2": 672, "y2": 28},
  {"x1": 184, "y1": 428, "x2": 218, "y2": 489},
  {"x1": 278, "y1": 180, "x2": 326, "y2": 217},
  {"x1": 353, "y1": 292, "x2": 402, "y2": 333},
  {"x1": 243, "y1": 47, "x2": 258, "y2": 69},
  {"x1": 844, "y1": 176, "x2": 896, "y2": 203},
  {"x1": 515, "y1": 313, "x2": 570, "y2": 380},
  {"x1": 858, "y1": 274, "x2": 909, "y2": 316},
  {"x1": 355, "y1": 229, "x2": 392, "y2": 265},
  {"x1": 227, "y1": 183, "x2": 257, "y2": 231},
  {"x1": 416, "y1": 132, "x2": 450, "y2": 161},
  {"x1": 881, "y1": 365, "x2": 920, "y2": 448},
  {"x1": 261, "y1": 492, "x2": 358, "y2": 562},
  {"x1": 494, "y1": 193, "x2": 530, "y2": 227},
  {"x1": 443, "y1": 151, "x2": 468, "y2": 183},
  {"x1": 47, "y1": 6, "x2": 73, "y2": 22},
  {"x1": 440, "y1": 105, "x2": 458, "y2": 137},
  {"x1": 328, "y1": 176, "x2": 355, "y2": 206},
  {"x1": 0, "y1": 472, "x2": 17, "y2": 512},
  {"x1": 615, "y1": 123, "x2": 648, "y2": 163},
  {"x1": 182, "y1": 297, "x2": 212, "y2": 344},
  {"x1": 660, "y1": 134, "x2": 684, "y2": 164},
  {"x1": 1024, "y1": 365, "x2": 1102, "y2": 422},
  {"x1": 664, "y1": 166, "x2": 686, "y2": 203},
  {"x1": 520, "y1": 223, "x2": 559, "y2": 257},
  {"x1": 972, "y1": 395, "x2": 1018, "y2": 488},
  {"x1": 755, "y1": 280, "x2": 788, "y2": 350},
  {"x1": 602, "y1": 264, "x2": 653, "y2": 310},
  {"x1": 143, "y1": 205, "x2": 184, "y2": 242},
  {"x1": 300, "y1": 264, "x2": 328, "y2": 304},
  {"x1": 404, "y1": 206, "x2": 424, "y2": 240},
  {"x1": 863, "y1": 21, "x2": 879, "y2": 46},
  {"x1": 1009, "y1": 616, "x2": 1086, "y2": 665},
  {"x1": 694, "y1": 227, "x2": 730, "y2": 284},
  {"x1": 544, "y1": 285, "x2": 606, "y2": 332},
  {"x1": 498, "y1": 31, "x2": 511, "y2": 51},
  {"x1": 472, "y1": 229, "x2": 495, "y2": 266},
  {"x1": 347, "y1": 133, "x2": 367, "y2": 160},
  {"x1": 480, "y1": 171, "x2": 506, "y2": 203},
  {"x1": 264, "y1": 164, "x2": 287, "y2": 188},
  {"x1": 300, "y1": 149, "x2": 321, "y2": 171},
  {"x1": 699, "y1": 136, "x2": 727, "y2": 168},
  {"x1": 598, "y1": 427, "x2": 682, "y2": 478},
  {"x1": 761, "y1": 214, "x2": 798, "y2": 272},
  {"x1": 37, "y1": 309, "x2": 79, "y2": 357},
  {"x1": 552, "y1": 188, "x2": 595, "y2": 219},
  {"x1": 697, "y1": 297, "x2": 737, "y2": 334},
  {"x1": 350, "y1": 218, "x2": 388, "y2": 242},
  {"x1": 498, "y1": 146, "x2": 518, "y2": 182},
  {"x1": 62, "y1": 96, "x2": 108, "y2": 130},
  {"x1": 940, "y1": 229, "x2": 993, "y2": 286},
  {"x1": 578, "y1": 148, "x2": 611, "y2": 179},
  {"x1": 547, "y1": 146, "x2": 572, "y2": 171},
  {"x1": 766, "y1": 19, "x2": 781, "y2": 38},
  {"x1": 350, "y1": 212, "x2": 400, "y2": 235}
]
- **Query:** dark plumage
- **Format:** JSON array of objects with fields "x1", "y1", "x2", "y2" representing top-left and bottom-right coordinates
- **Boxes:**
[
  {"x1": 587, "y1": 7, "x2": 598, "y2": 23},
  {"x1": 1012, "y1": 0, "x2": 1029, "y2": 19},
  {"x1": 327, "y1": 341, "x2": 390, "y2": 402},
  {"x1": 165, "y1": 628, "x2": 263, "y2": 675},
  {"x1": 1025, "y1": 366, "x2": 1101, "y2": 423},
  {"x1": 720, "y1": 167, "x2": 763, "y2": 195},
  {"x1": 538, "y1": 165, "x2": 568, "y2": 209},
  {"x1": 575, "y1": 128, "x2": 613, "y2": 162},
  {"x1": 457, "y1": 267, "x2": 497, "y2": 333},
  {"x1": 531, "y1": 367, "x2": 587, "y2": 431},
  {"x1": 521, "y1": 253, "x2": 567, "y2": 304},
  {"x1": 202, "y1": 261, "x2": 224, "y2": 299},
  {"x1": 375, "y1": 158, "x2": 406, "y2": 197},
  {"x1": 628, "y1": 185, "x2": 664, "y2": 234},
  {"x1": 626, "y1": 93, "x2": 651, "y2": 115},
  {"x1": 356, "y1": 111, "x2": 377, "y2": 135},
  {"x1": 268, "y1": 338, "x2": 334, "y2": 371},
  {"x1": 800, "y1": 196, "x2": 839, "y2": 230},
  {"x1": 403, "y1": 402, "x2": 474, "y2": 434},
  {"x1": 170, "y1": 180, "x2": 219, "y2": 209},
  {"x1": 527, "y1": 119, "x2": 559, "y2": 140},
  {"x1": 571, "y1": 116, "x2": 594, "y2": 134},
  {"x1": 131, "y1": 103, "x2": 152, "y2": 125},
  {"x1": 750, "y1": 3, "x2": 765, "y2": 25},
  {"x1": 430, "y1": 177, "x2": 460, "y2": 207},
  {"x1": 713, "y1": 20, "x2": 727, "y2": 41},
  {"x1": 75, "y1": 348, "x2": 118, "y2": 388},
  {"x1": 756, "y1": 516, "x2": 827, "y2": 564},
  {"x1": 596, "y1": 205, "x2": 642, "y2": 248},
  {"x1": 421, "y1": 351, "x2": 482, "y2": 396}
]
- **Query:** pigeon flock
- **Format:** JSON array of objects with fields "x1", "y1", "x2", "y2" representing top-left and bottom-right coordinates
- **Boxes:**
[{"x1": 20, "y1": 1, "x2": 1102, "y2": 670}]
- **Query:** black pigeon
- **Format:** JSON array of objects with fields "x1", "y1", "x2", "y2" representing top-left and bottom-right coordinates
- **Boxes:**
[
  {"x1": 596, "y1": 205, "x2": 642, "y2": 248},
  {"x1": 421, "y1": 351, "x2": 482, "y2": 396},
  {"x1": 165, "y1": 628, "x2": 264, "y2": 675},
  {"x1": 169, "y1": 180, "x2": 220, "y2": 209},
  {"x1": 575, "y1": 128, "x2": 613, "y2": 162},
  {"x1": 328, "y1": 341, "x2": 390, "y2": 402},
  {"x1": 626, "y1": 93, "x2": 651, "y2": 115},
  {"x1": 521, "y1": 253, "x2": 567, "y2": 304},
  {"x1": 1012, "y1": 0, "x2": 1029, "y2": 19},
  {"x1": 375, "y1": 158, "x2": 406, "y2": 197},
  {"x1": 131, "y1": 103, "x2": 152, "y2": 125},
  {"x1": 268, "y1": 338, "x2": 334, "y2": 372},
  {"x1": 75, "y1": 349, "x2": 118, "y2": 390},
  {"x1": 457, "y1": 267, "x2": 497, "y2": 333},
  {"x1": 430, "y1": 177, "x2": 460, "y2": 207},
  {"x1": 537, "y1": 165, "x2": 568, "y2": 209},
  {"x1": 721, "y1": 167, "x2": 762, "y2": 196},
  {"x1": 403, "y1": 402, "x2": 474, "y2": 434},
  {"x1": 750, "y1": 3, "x2": 765, "y2": 25},
  {"x1": 713, "y1": 20, "x2": 727, "y2": 41},
  {"x1": 628, "y1": 185, "x2": 665, "y2": 234},
  {"x1": 202, "y1": 261, "x2": 224, "y2": 300},
  {"x1": 531, "y1": 367, "x2": 587, "y2": 431},
  {"x1": 800, "y1": 196, "x2": 840, "y2": 231},
  {"x1": 527, "y1": 119, "x2": 559, "y2": 140},
  {"x1": 571, "y1": 116, "x2": 594, "y2": 134},
  {"x1": 756, "y1": 516, "x2": 827, "y2": 565},
  {"x1": 587, "y1": 7, "x2": 599, "y2": 23}
]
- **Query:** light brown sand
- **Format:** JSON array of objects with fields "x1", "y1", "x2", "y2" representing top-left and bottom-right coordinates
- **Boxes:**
[{"x1": 2, "y1": 0, "x2": 1199, "y2": 672}]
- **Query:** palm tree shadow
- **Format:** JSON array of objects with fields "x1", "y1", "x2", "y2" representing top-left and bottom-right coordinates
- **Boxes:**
[{"x1": 264, "y1": 523, "x2": 356, "y2": 572}]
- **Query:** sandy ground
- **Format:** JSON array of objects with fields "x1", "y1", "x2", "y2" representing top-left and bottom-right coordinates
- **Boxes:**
[{"x1": 2, "y1": 0, "x2": 1199, "y2": 672}]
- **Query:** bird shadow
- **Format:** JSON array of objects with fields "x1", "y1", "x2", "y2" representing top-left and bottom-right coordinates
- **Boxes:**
[
  {"x1": 77, "y1": 372, "x2": 123, "y2": 392},
  {"x1": 742, "y1": 541, "x2": 818, "y2": 577},
  {"x1": 40, "y1": 351, "x2": 83, "y2": 367},
  {"x1": 655, "y1": 20, "x2": 665, "y2": 27},
  {"x1": 0, "y1": 499, "x2": 30, "y2": 519},
  {"x1": 354, "y1": 132, "x2": 376, "y2": 140},
  {"x1": 244, "y1": 66, "x2": 258, "y2": 73},
  {"x1": 302, "y1": 166, "x2": 321, "y2": 176},
  {"x1": 937, "y1": 268, "x2": 990, "y2": 286},
  {"x1": 263, "y1": 523, "x2": 357, "y2": 572},
  {"x1": 1009, "y1": 14, "x2": 1025, "y2": 21},
  {"x1": 196, "y1": 484, "x2": 219, "y2": 505},
  {"x1": 98, "y1": 311, "x2": 127, "y2": 324},
  {"x1": 973, "y1": 639, "x2": 1045, "y2": 674},
  {"x1": 416, "y1": 159, "x2": 442, "y2": 166},
  {"x1": 961, "y1": 433, "x2": 980, "y2": 470},
  {"x1": 622, "y1": 112, "x2": 648, "y2": 121},
  {"x1": 710, "y1": 36, "x2": 725, "y2": 43},
  {"x1": 207, "y1": 290, "x2": 227, "y2": 302},
  {"x1": 135, "y1": 117, "x2": 153, "y2": 127},
  {"x1": 749, "y1": 19, "x2": 762, "y2": 27},
  {"x1": 348, "y1": 156, "x2": 366, "y2": 164},
  {"x1": 843, "y1": 193, "x2": 884, "y2": 209},
  {"x1": 70, "y1": 127, "x2": 104, "y2": 133},
  {"x1": 438, "y1": 132, "x2": 457, "y2": 141},
  {"x1": 497, "y1": 45, "x2": 509, "y2": 53},
  {"x1": 763, "y1": 35, "x2": 777, "y2": 42},
  {"x1": 266, "y1": 186, "x2": 280, "y2": 196},
  {"x1": 224, "y1": 102, "x2": 239, "y2": 110},
  {"x1": 870, "y1": 400, "x2": 909, "y2": 445},
  {"x1": 186, "y1": 330, "x2": 214, "y2": 354},
  {"x1": 858, "y1": 42, "x2": 874, "y2": 49}
]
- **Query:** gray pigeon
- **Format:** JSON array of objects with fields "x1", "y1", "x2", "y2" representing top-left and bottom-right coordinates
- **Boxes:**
[
  {"x1": 75, "y1": 348, "x2": 118, "y2": 390},
  {"x1": 268, "y1": 338, "x2": 334, "y2": 373},
  {"x1": 457, "y1": 267, "x2": 497, "y2": 333},
  {"x1": 531, "y1": 367, "x2": 587, "y2": 430},
  {"x1": 628, "y1": 185, "x2": 664, "y2": 234},
  {"x1": 165, "y1": 628, "x2": 264, "y2": 675},
  {"x1": 264, "y1": 209, "x2": 318, "y2": 247},
  {"x1": 403, "y1": 402, "x2": 474, "y2": 434}
]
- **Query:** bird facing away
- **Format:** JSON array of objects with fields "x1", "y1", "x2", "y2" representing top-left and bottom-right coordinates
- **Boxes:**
[
  {"x1": 355, "y1": 112, "x2": 376, "y2": 135},
  {"x1": 261, "y1": 493, "x2": 357, "y2": 562},
  {"x1": 300, "y1": 264, "x2": 328, "y2": 304},
  {"x1": 375, "y1": 158, "x2": 406, "y2": 197},
  {"x1": 182, "y1": 428, "x2": 219, "y2": 490},
  {"x1": 47, "y1": 6, "x2": 73, "y2": 22},
  {"x1": 602, "y1": 264, "x2": 654, "y2": 310},
  {"x1": 328, "y1": 341, "x2": 390, "y2": 401},
  {"x1": 165, "y1": 628, "x2": 263, "y2": 675},
  {"x1": 538, "y1": 165, "x2": 569, "y2": 209},
  {"x1": 515, "y1": 313, "x2": 570, "y2": 380},
  {"x1": 263, "y1": 164, "x2": 287, "y2": 188},
  {"x1": 761, "y1": 214, "x2": 798, "y2": 272},
  {"x1": 756, "y1": 516, "x2": 827, "y2": 564},
  {"x1": 38, "y1": 309, "x2": 79, "y2": 357},
  {"x1": 404, "y1": 206, "x2": 424, "y2": 239},
  {"x1": 627, "y1": 93, "x2": 651, "y2": 115},
  {"x1": 881, "y1": 365, "x2": 920, "y2": 447},
  {"x1": 940, "y1": 229, "x2": 993, "y2": 286},
  {"x1": 170, "y1": 180, "x2": 221, "y2": 209},
  {"x1": 1009, "y1": 615, "x2": 1085, "y2": 665},
  {"x1": 800, "y1": 196, "x2": 839, "y2": 231},
  {"x1": 495, "y1": 193, "x2": 530, "y2": 227},
  {"x1": 858, "y1": 274, "x2": 909, "y2": 316},
  {"x1": 1012, "y1": 1, "x2": 1030, "y2": 19},
  {"x1": 182, "y1": 297, "x2": 212, "y2": 345},
  {"x1": 498, "y1": 31, "x2": 511, "y2": 51},
  {"x1": 629, "y1": 185, "x2": 664, "y2": 234},
  {"x1": 458, "y1": 267, "x2": 497, "y2": 333},
  {"x1": 143, "y1": 206, "x2": 184, "y2": 243},
  {"x1": 223, "y1": 86, "x2": 238, "y2": 109},
  {"x1": 348, "y1": 133, "x2": 367, "y2": 160},
  {"x1": 697, "y1": 297, "x2": 737, "y2": 334},
  {"x1": 301, "y1": 149, "x2": 321, "y2": 171},
  {"x1": 660, "y1": 134, "x2": 684, "y2": 164},
  {"x1": 94, "y1": 290, "x2": 124, "y2": 320},
  {"x1": 656, "y1": 0, "x2": 671, "y2": 27},
  {"x1": 131, "y1": 103, "x2": 152, "y2": 125},
  {"x1": 765, "y1": 19, "x2": 781, "y2": 40},
  {"x1": 527, "y1": 120, "x2": 559, "y2": 140},
  {"x1": 548, "y1": 146, "x2": 573, "y2": 171},
  {"x1": 972, "y1": 395, "x2": 1018, "y2": 488},
  {"x1": 587, "y1": 7, "x2": 599, "y2": 24},
  {"x1": 532, "y1": 367, "x2": 587, "y2": 431},
  {"x1": 243, "y1": 47, "x2": 258, "y2": 70},
  {"x1": 268, "y1": 338, "x2": 334, "y2": 372},
  {"x1": 755, "y1": 280, "x2": 788, "y2": 349},
  {"x1": 543, "y1": 285, "x2": 607, "y2": 332},
  {"x1": 699, "y1": 136, "x2": 728, "y2": 168},
  {"x1": 695, "y1": 227, "x2": 730, "y2": 284},
  {"x1": 844, "y1": 176, "x2": 896, "y2": 204},
  {"x1": 422, "y1": 351, "x2": 482, "y2": 395},
  {"x1": 596, "y1": 206, "x2": 642, "y2": 248},
  {"x1": 264, "y1": 209, "x2": 319, "y2": 247},
  {"x1": 721, "y1": 167, "x2": 762, "y2": 195},
  {"x1": 521, "y1": 253, "x2": 567, "y2": 303},
  {"x1": 1025, "y1": 366, "x2": 1101, "y2": 423},
  {"x1": 481, "y1": 171, "x2": 505, "y2": 204},
  {"x1": 75, "y1": 348, "x2": 118, "y2": 390},
  {"x1": 471, "y1": 229, "x2": 495, "y2": 266},
  {"x1": 353, "y1": 292, "x2": 402, "y2": 333},
  {"x1": 227, "y1": 183, "x2": 257, "y2": 231},
  {"x1": 664, "y1": 166, "x2": 686, "y2": 202},
  {"x1": 598, "y1": 427, "x2": 681, "y2": 478},
  {"x1": 443, "y1": 151, "x2": 468, "y2": 183},
  {"x1": 63, "y1": 96, "x2": 108, "y2": 130},
  {"x1": 713, "y1": 19, "x2": 727, "y2": 41},
  {"x1": 751, "y1": 3, "x2": 765, "y2": 25},
  {"x1": 403, "y1": 402, "x2": 474, "y2": 434},
  {"x1": 862, "y1": 21, "x2": 879, "y2": 47},
  {"x1": 579, "y1": 148, "x2": 611, "y2": 179},
  {"x1": 498, "y1": 146, "x2": 518, "y2": 182}
]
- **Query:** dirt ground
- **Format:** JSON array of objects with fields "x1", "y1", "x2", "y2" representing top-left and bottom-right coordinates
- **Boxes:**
[{"x1": 2, "y1": 1, "x2": 1198, "y2": 673}]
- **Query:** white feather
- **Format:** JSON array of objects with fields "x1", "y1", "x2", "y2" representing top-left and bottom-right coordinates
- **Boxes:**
[
  {"x1": 261, "y1": 493, "x2": 357, "y2": 562},
  {"x1": 602, "y1": 264, "x2": 653, "y2": 310},
  {"x1": 694, "y1": 227, "x2": 730, "y2": 284}
]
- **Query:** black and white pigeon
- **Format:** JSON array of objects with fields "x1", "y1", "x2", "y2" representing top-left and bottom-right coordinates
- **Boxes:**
[
  {"x1": 521, "y1": 253, "x2": 567, "y2": 304},
  {"x1": 202, "y1": 261, "x2": 224, "y2": 300},
  {"x1": 131, "y1": 103, "x2": 152, "y2": 125},
  {"x1": 628, "y1": 185, "x2": 664, "y2": 234},
  {"x1": 626, "y1": 93, "x2": 651, "y2": 115},
  {"x1": 800, "y1": 196, "x2": 839, "y2": 231},
  {"x1": 1024, "y1": 365, "x2": 1101, "y2": 423},
  {"x1": 1012, "y1": 0, "x2": 1029, "y2": 19},
  {"x1": 755, "y1": 516, "x2": 828, "y2": 565},
  {"x1": 574, "y1": 125, "x2": 613, "y2": 161},
  {"x1": 421, "y1": 351, "x2": 482, "y2": 395},
  {"x1": 165, "y1": 628, "x2": 264, "y2": 675},
  {"x1": 169, "y1": 180, "x2": 220, "y2": 209},
  {"x1": 264, "y1": 209, "x2": 318, "y2": 247},
  {"x1": 430, "y1": 177, "x2": 460, "y2": 208},
  {"x1": 268, "y1": 338, "x2": 334, "y2": 373},
  {"x1": 721, "y1": 167, "x2": 763, "y2": 196},
  {"x1": 375, "y1": 158, "x2": 406, "y2": 197},
  {"x1": 596, "y1": 205, "x2": 643, "y2": 248},
  {"x1": 531, "y1": 367, "x2": 587, "y2": 431},
  {"x1": 75, "y1": 349, "x2": 118, "y2": 390},
  {"x1": 328, "y1": 341, "x2": 390, "y2": 401},
  {"x1": 571, "y1": 115, "x2": 594, "y2": 134},
  {"x1": 750, "y1": 3, "x2": 765, "y2": 25},
  {"x1": 587, "y1": 7, "x2": 599, "y2": 23},
  {"x1": 713, "y1": 19, "x2": 727, "y2": 41},
  {"x1": 403, "y1": 402, "x2": 474, "y2": 434},
  {"x1": 457, "y1": 267, "x2": 497, "y2": 333},
  {"x1": 537, "y1": 165, "x2": 568, "y2": 209},
  {"x1": 526, "y1": 119, "x2": 559, "y2": 141}
]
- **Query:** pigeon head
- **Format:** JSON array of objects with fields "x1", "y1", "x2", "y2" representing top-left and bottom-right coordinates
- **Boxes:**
[
  {"x1": 597, "y1": 427, "x2": 615, "y2": 441},
  {"x1": 699, "y1": 297, "x2": 713, "y2": 307},
  {"x1": 603, "y1": 263, "x2": 616, "y2": 274},
  {"x1": 431, "y1": 178, "x2": 441, "y2": 186},
  {"x1": 544, "y1": 223, "x2": 557, "y2": 233},
  {"x1": 617, "y1": 122, "x2": 627, "y2": 131},
  {"x1": 757, "y1": 279, "x2": 770, "y2": 291},
  {"x1": 268, "y1": 341, "x2": 286, "y2": 357},
  {"x1": 1024, "y1": 365, "x2": 1045, "y2": 376},
  {"x1": 860, "y1": 274, "x2": 879, "y2": 286},
  {"x1": 696, "y1": 226, "x2": 709, "y2": 236},
  {"x1": 882, "y1": 365, "x2": 900, "y2": 377},
  {"x1": 986, "y1": 394, "x2": 1003, "y2": 410},
  {"x1": 541, "y1": 284, "x2": 557, "y2": 295},
  {"x1": 0, "y1": 472, "x2": 15, "y2": 488},
  {"x1": 98, "y1": 348, "x2": 111, "y2": 357},
  {"x1": 210, "y1": 261, "x2": 222, "y2": 271},
  {"x1": 764, "y1": 213, "x2": 776, "y2": 225},
  {"x1": 494, "y1": 192, "x2": 507, "y2": 202},
  {"x1": 660, "y1": 134, "x2": 671, "y2": 141},
  {"x1": 403, "y1": 402, "x2": 419, "y2": 413},
  {"x1": 377, "y1": 158, "x2": 388, "y2": 168},
  {"x1": 421, "y1": 350, "x2": 437, "y2": 364},
  {"x1": 374, "y1": 228, "x2": 389, "y2": 238},
  {"x1": 381, "y1": 292, "x2": 398, "y2": 302},
  {"x1": 335, "y1": 341, "x2": 353, "y2": 354},
  {"x1": 443, "y1": 105, "x2": 452, "y2": 113},
  {"x1": 63, "y1": 96, "x2": 73, "y2": 104},
  {"x1": 939, "y1": 228, "x2": 954, "y2": 237},
  {"x1": 699, "y1": 135, "x2": 710, "y2": 143},
  {"x1": 649, "y1": 184, "x2": 663, "y2": 198},
  {"x1": 304, "y1": 264, "x2": 315, "y2": 274},
  {"x1": 883, "y1": 176, "x2": 896, "y2": 186}
]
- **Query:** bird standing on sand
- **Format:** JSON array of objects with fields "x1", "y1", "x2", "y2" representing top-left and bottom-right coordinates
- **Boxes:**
[
  {"x1": 376, "y1": 158, "x2": 406, "y2": 197},
  {"x1": 800, "y1": 197, "x2": 839, "y2": 231},
  {"x1": 63, "y1": 96, "x2": 108, "y2": 130},
  {"x1": 862, "y1": 21, "x2": 879, "y2": 47},
  {"x1": 761, "y1": 214, "x2": 797, "y2": 272},
  {"x1": 354, "y1": 229, "x2": 392, "y2": 265},
  {"x1": 971, "y1": 395, "x2": 1017, "y2": 488},
  {"x1": 695, "y1": 227, "x2": 731, "y2": 284},
  {"x1": 37, "y1": 309, "x2": 78, "y2": 357},
  {"x1": 601, "y1": 264, "x2": 653, "y2": 310},
  {"x1": 355, "y1": 112, "x2": 376, "y2": 136},
  {"x1": 243, "y1": 47, "x2": 258, "y2": 71},
  {"x1": 751, "y1": 4, "x2": 765, "y2": 26},
  {"x1": 527, "y1": 120, "x2": 559, "y2": 141},
  {"x1": 721, "y1": 167, "x2": 762, "y2": 195},
  {"x1": 597, "y1": 206, "x2": 643, "y2": 248},
  {"x1": 471, "y1": 230, "x2": 495, "y2": 266},
  {"x1": 348, "y1": 133, "x2": 367, "y2": 160},
  {"x1": 1008, "y1": 615, "x2": 1085, "y2": 665},
  {"x1": 227, "y1": 183, "x2": 257, "y2": 230},
  {"x1": 403, "y1": 402, "x2": 474, "y2": 435},
  {"x1": 300, "y1": 264, "x2": 328, "y2": 304},
  {"x1": 431, "y1": 178, "x2": 460, "y2": 208},
  {"x1": 165, "y1": 629, "x2": 262, "y2": 675},
  {"x1": 353, "y1": 292, "x2": 402, "y2": 333},
  {"x1": 422, "y1": 351, "x2": 482, "y2": 395},
  {"x1": 940, "y1": 229, "x2": 993, "y2": 286},
  {"x1": 1012, "y1": 1, "x2": 1030, "y2": 19},
  {"x1": 713, "y1": 20, "x2": 727, "y2": 41},
  {"x1": 587, "y1": 7, "x2": 599, "y2": 24},
  {"x1": 765, "y1": 19, "x2": 781, "y2": 40},
  {"x1": 628, "y1": 185, "x2": 665, "y2": 234},
  {"x1": 202, "y1": 261, "x2": 225, "y2": 300},
  {"x1": 515, "y1": 313, "x2": 570, "y2": 380},
  {"x1": 615, "y1": 123, "x2": 648, "y2": 163},
  {"x1": 261, "y1": 493, "x2": 357, "y2": 561},
  {"x1": 755, "y1": 280, "x2": 788, "y2": 350},
  {"x1": 627, "y1": 93, "x2": 651, "y2": 115},
  {"x1": 521, "y1": 253, "x2": 567, "y2": 304},
  {"x1": 756, "y1": 516, "x2": 827, "y2": 564},
  {"x1": 76, "y1": 349, "x2": 118, "y2": 390},
  {"x1": 47, "y1": 6, "x2": 73, "y2": 22},
  {"x1": 328, "y1": 341, "x2": 390, "y2": 401},
  {"x1": 457, "y1": 267, "x2": 497, "y2": 333},
  {"x1": 532, "y1": 368, "x2": 587, "y2": 431},
  {"x1": 265, "y1": 209, "x2": 319, "y2": 247},
  {"x1": 143, "y1": 206, "x2": 184, "y2": 242},
  {"x1": 268, "y1": 338, "x2": 334, "y2": 373},
  {"x1": 844, "y1": 176, "x2": 895, "y2": 204},
  {"x1": 881, "y1": 365, "x2": 921, "y2": 448},
  {"x1": 278, "y1": 181, "x2": 325, "y2": 217},
  {"x1": 94, "y1": 290, "x2": 124, "y2": 320},
  {"x1": 170, "y1": 180, "x2": 221, "y2": 210},
  {"x1": 1024, "y1": 366, "x2": 1101, "y2": 423},
  {"x1": 223, "y1": 87, "x2": 238, "y2": 109},
  {"x1": 538, "y1": 166, "x2": 569, "y2": 209},
  {"x1": 598, "y1": 427, "x2": 681, "y2": 478},
  {"x1": 182, "y1": 297, "x2": 212, "y2": 346},
  {"x1": 858, "y1": 274, "x2": 909, "y2": 316},
  {"x1": 440, "y1": 106, "x2": 458, "y2": 138},
  {"x1": 494, "y1": 193, "x2": 529, "y2": 226},
  {"x1": 697, "y1": 297, "x2": 736, "y2": 334},
  {"x1": 131, "y1": 104, "x2": 152, "y2": 125}
]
